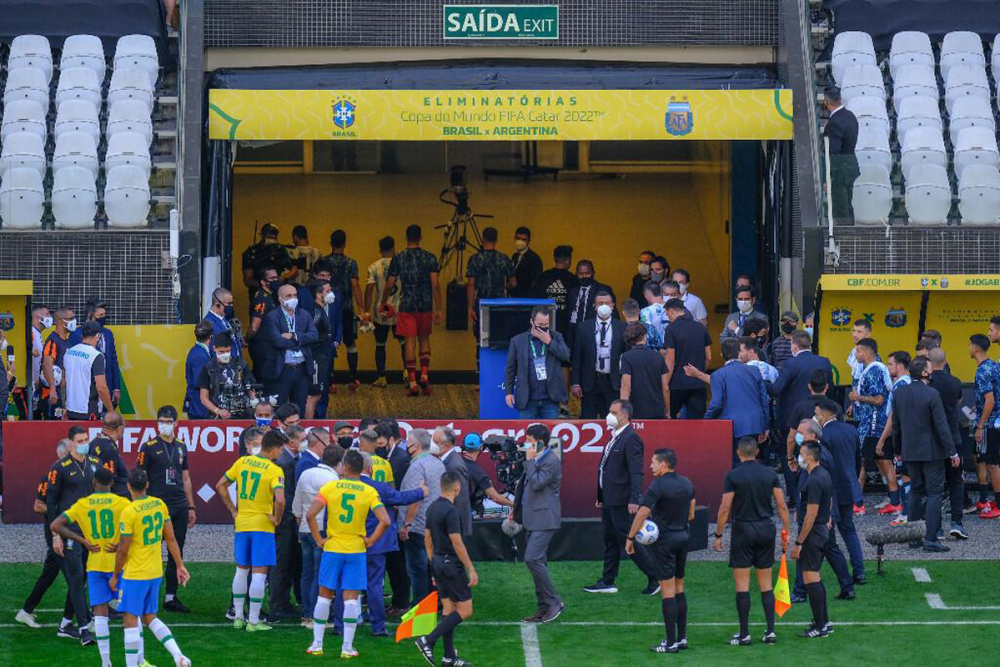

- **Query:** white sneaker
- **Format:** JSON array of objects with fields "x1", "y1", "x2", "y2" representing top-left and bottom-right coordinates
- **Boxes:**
[{"x1": 16, "y1": 610, "x2": 42, "y2": 628}]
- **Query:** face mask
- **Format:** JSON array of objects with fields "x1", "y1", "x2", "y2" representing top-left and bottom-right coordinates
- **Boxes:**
[
  {"x1": 297, "y1": 440, "x2": 309, "y2": 453},
  {"x1": 267, "y1": 280, "x2": 280, "y2": 293},
  {"x1": 650, "y1": 272, "x2": 663, "y2": 283},
  {"x1": 677, "y1": 283, "x2": 688, "y2": 295},
  {"x1": 282, "y1": 298, "x2": 298, "y2": 311},
  {"x1": 781, "y1": 322, "x2": 796, "y2": 334},
  {"x1": 637, "y1": 263, "x2": 651, "y2": 277},
  {"x1": 514, "y1": 239, "x2": 528, "y2": 252},
  {"x1": 337, "y1": 436, "x2": 353, "y2": 449},
  {"x1": 41, "y1": 315, "x2": 53, "y2": 329},
  {"x1": 797, "y1": 454, "x2": 808, "y2": 468},
  {"x1": 158, "y1": 423, "x2": 175, "y2": 437},
  {"x1": 217, "y1": 352, "x2": 232, "y2": 363},
  {"x1": 223, "y1": 304, "x2": 235, "y2": 319},
  {"x1": 605, "y1": 412, "x2": 619, "y2": 430},
  {"x1": 0, "y1": 339, "x2": 7, "y2": 352},
  {"x1": 579, "y1": 277, "x2": 594, "y2": 287},
  {"x1": 794, "y1": 432, "x2": 805, "y2": 446},
  {"x1": 323, "y1": 292, "x2": 336, "y2": 305},
  {"x1": 255, "y1": 417, "x2": 271, "y2": 428},
  {"x1": 597, "y1": 304, "x2": 613, "y2": 320},
  {"x1": 74, "y1": 442, "x2": 90, "y2": 456},
  {"x1": 95, "y1": 316, "x2": 108, "y2": 327},
  {"x1": 737, "y1": 300, "x2": 753, "y2": 314},
  {"x1": 65, "y1": 319, "x2": 78, "y2": 332},
  {"x1": 250, "y1": 446, "x2": 262, "y2": 456},
  {"x1": 429, "y1": 443, "x2": 441, "y2": 456},
  {"x1": 804, "y1": 327, "x2": 814, "y2": 339}
]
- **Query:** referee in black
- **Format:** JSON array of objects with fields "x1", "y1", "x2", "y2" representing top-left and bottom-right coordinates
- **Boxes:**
[
  {"x1": 135, "y1": 405, "x2": 196, "y2": 613},
  {"x1": 415, "y1": 472, "x2": 478, "y2": 667},
  {"x1": 793, "y1": 441, "x2": 834, "y2": 638},
  {"x1": 626, "y1": 448, "x2": 695, "y2": 654},
  {"x1": 714, "y1": 436, "x2": 790, "y2": 646}
]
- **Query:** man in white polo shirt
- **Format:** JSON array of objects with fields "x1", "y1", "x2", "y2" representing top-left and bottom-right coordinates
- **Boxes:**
[{"x1": 63, "y1": 321, "x2": 113, "y2": 421}]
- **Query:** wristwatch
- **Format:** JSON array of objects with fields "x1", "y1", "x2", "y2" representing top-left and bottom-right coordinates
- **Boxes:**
[{"x1": 795, "y1": 541, "x2": 804, "y2": 546}]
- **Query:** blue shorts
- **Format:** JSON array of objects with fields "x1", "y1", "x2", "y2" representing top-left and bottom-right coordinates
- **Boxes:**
[
  {"x1": 88, "y1": 571, "x2": 117, "y2": 607},
  {"x1": 319, "y1": 552, "x2": 367, "y2": 591},
  {"x1": 119, "y1": 578, "x2": 161, "y2": 617},
  {"x1": 235, "y1": 531, "x2": 276, "y2": 568}
]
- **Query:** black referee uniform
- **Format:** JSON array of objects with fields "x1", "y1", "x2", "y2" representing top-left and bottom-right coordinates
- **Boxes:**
[
  {"x1": 21, "y1": 473, "x2": 77, "y2": 624},
  {"x1": 137, "y1": 436, "x2": 192, "y2": 605},
  {"x1": 798, "y1": 464, "x2": 833, "y2": 635},
  {"x1": 90, "y1": 435, "x2": 130, "y2": 497}
]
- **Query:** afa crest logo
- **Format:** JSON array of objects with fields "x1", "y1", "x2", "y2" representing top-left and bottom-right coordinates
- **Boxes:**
[
  {"x1": 665, "y1": 97, "x2": 693, "y2": 136},
  {"x1": 831, "y1": 307, "x2": 852, "y2": 327},
  {"x1": 0, "y1": 311, "x2": 14, "y2": 331},
  {"x1": 885, "y1": 307, "x2": 907, "y2": 328},
  {"x1": 332, "y1": 96, "x2": 357, "y2": 129}
]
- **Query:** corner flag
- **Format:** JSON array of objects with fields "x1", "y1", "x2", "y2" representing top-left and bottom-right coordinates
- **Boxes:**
[
  {"x1": 774, "y1": 552, "x2": 791, "y2": 617},
  {"x1": 395, "y1": 591, "x2": 438, "y2": 642}
]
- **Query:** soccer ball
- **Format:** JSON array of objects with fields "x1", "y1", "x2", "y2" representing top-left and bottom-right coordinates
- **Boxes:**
[{"x1": 634, "y1": 519, "x2": 659, "y2": 545}]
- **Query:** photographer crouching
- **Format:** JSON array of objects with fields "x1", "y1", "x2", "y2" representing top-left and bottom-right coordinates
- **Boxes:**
[
  {"x1": 460, "y1": 433, "x2": 515, "y2": 518},
  {"x1": 198, "y1": 332, "x2": 261, "y2": 419}
]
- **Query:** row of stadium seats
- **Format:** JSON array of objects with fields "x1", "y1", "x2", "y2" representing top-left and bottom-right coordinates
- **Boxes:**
[{"x1": 3, "y1": 34, "x2": 159, "y2": 87}]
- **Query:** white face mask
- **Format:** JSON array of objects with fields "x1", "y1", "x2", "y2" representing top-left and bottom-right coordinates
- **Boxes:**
[
  {"x1": 41, "y1": 315, "x2": 53, "y2": 329},
  {"x1": 514, "y1": 239, "x2": 528, "y2": 252},
  {"x1": 597, "y1": 304, "x2": 613, "y2": 320},
  {"x1": 677, "y1": 282, "x2": 688, "y2": 295},
  {"x1": 65, "y1": 318, "x2": 78, "y2": 332},
  {"x1": 297, "y1": 440, "x2": 309, "y2": 453},
  {"x1": 323, "y1": 291, "x2": 336, "y2": 305},
  {"x1": 282, "y1": 298, "x2": 298, "y2": 311},
  {"x1": 250, "y1": 445, "x2": 262, "y2": 456},
  {"x1": 637, "y1": 263, "x2": 651, "y2": 277},
  {"x1": 605, "y1": 412, "x2": 619, "y2": 430},
  {"x1": 0, "y1": 339, "x2": 7, "y2": 352},
  {"x1": 216, "y1": 352, "x2": 232, "y2": 363},
  {"x1": 797, "y1": 454, "x2": 808, "y2": 469},
  {"x1": 429, "y1": 443, "x2": 441, "y2": 456},
  {"x1": 737, "y1": 299, "x2": 753, "y2": 314},
  {"x1": 158, "y1": 422, "x2": 175, "y2": 437}
]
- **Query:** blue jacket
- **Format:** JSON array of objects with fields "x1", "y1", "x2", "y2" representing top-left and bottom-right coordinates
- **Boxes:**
[
  {"x1": 769, "y1": 351, "x2": 833, "y2": 430},
  {"x1": 295, "y1": 448, "x2": 322, "y2": 483},
  {"x1": 705, "y1": 361, "x2": 770, "y2": 438},
  {"x1": 821, "y1": 419, "x2": 864, "y2": 506},
  {"x1": 184, "y1": 343, "x2": 211, "y2": 418},
  {"x1": 69, "y1": 325, "x2": 120, "y2": 392},
  {"x1": 203, "y1": 311, "x2": 243, "y2": 362},
  {"x1": 361, "y1": 475, "x2": 424, "y2": 555}
]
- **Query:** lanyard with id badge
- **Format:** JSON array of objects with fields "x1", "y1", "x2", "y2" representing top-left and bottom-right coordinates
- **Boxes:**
[
  {"x1": 530, "y1": 340, "x2": 547, "y2": 381},
  {"x1": 164, "y1": 443, "x2": 181, "y2": 486},
  {"x1": 284, "y1": 311, "x2": 305, "y2": 364}
]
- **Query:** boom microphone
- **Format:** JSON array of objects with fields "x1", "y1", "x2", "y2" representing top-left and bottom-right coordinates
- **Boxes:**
[{"x1": 865, "y1": 521, "x2": 926, "y2": 575}]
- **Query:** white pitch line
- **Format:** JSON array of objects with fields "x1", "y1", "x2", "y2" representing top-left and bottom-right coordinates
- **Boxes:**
[
  {"x1": 925, "y1": 593, "x2": 1000, "y2": 611},
  {"x1": 6, "y1": 620, "x2": 1000, "y2": 629},
  {"x1": 520, "y1": 622, "x2": 544, "y2": 667},
  {"x1": 912, "y1": 568, "x2": 932, "y2": 583}
]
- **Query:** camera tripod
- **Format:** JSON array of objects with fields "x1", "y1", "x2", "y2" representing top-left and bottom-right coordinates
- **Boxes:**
[{"x1": 436, "y1": 188, "x2": 493, "y2": 279}]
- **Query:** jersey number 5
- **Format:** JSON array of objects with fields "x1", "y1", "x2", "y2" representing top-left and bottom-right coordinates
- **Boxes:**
[
  {"x1": 339, "y1": 493, "x2": 356, "y2": 524},
  {"x1": 141, "y1": 513, "x2": 164, "y2": 546},
  {"x1": 239, "y1": 470, "x2": 262, "y2": 501}
]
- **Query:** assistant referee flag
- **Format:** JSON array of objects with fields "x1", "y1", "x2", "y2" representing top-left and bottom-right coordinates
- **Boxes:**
[
  {"x1": 774, "y1": 552, "x2": 792, "y2": 617},
  {"x1": 395, "y1": 592, "x2": 438, "y2": 642}
]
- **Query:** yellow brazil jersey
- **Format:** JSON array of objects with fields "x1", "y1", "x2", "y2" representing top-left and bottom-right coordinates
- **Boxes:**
[
  {"x1": 118, "y1": 496, "x2": 171, "y2": 581},
  {"x1": 317, "y1": 478, "x2": 384, "y2": 554},
  {"x1": 224, "y1": 455, "x2": 285, "y2": 533},
  {"x1": 370, "y1": 455, "x2": 394, "y2": 485},
  {"x1": 63, "y1": 493, "x2": 131, "y2": 573}
]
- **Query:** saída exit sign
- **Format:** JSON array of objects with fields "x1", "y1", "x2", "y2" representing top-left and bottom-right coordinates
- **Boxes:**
[{"x1": 443, "y1": 4, "x2": 559, "y2": 40}]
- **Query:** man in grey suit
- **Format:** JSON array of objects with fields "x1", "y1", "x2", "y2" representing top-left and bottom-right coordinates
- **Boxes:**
[
  {"x1": 505, "y1": 306, "x2": 571, "y2": 419},
  {"x1": 433, "y1": 426, "x2": 472, "y2": 536},
  {"x1": 512, "y1": 423, "x2": 565, "y2": 623}
]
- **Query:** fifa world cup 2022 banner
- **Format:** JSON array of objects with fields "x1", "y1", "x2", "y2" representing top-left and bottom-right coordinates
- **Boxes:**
[
  {"x1": 2, "y1": 419, "x2": 731, "y2": 524},
  {"x1": 209, "y1": 89, "x2": 793, "y2": 141}
]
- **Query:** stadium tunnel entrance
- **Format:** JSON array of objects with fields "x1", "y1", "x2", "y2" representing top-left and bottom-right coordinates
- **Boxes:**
[{"x1": 204, "y1": 61, "x2": 793, "y2": 376}]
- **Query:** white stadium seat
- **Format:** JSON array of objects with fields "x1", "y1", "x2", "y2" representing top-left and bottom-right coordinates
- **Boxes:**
[
  {"x1": 108, "y1": 68, "x2": 154, "y2": 111},
  {"x1": 105, "y1": 132, "x2": 151, "y2": 177},
  {"x1": 0, "y1": 168, "x2": 45, "y2": 229},
  {"x1": 56, "y1": 67, "x2": 103, "y2": 109},
  {"x1": 104, "y1": 165, "x2": 150, "y2": 227},
  {"x1": 3, "y1": 67, "x2": 49, "y2": 108},
  {"x1": 944, "y1": 65, "x2": 990, "y2": 113},
  {"x1": 846, "y1": 96, "x2": 890, "y2": 136},
  {"x1": 54, "y1": 100, "x2": 101, "y2": 146},
  {"x1": 7, "y1": 35, "x2": 53, "y2": 83},
  {"x1": 60, "y1": 35, "x2": 106, "y2": 85},
  {"x1": 53, "y1": 131, "x2": 100, "y2": 178},
  {"x1": 51, "y1": 166, "x2": 98, "y2": 229},
  {"x1": 0, "y1": 132, "x2": 46, "y2": 178},
  {"x1": 891, "y1": 65, "x2": 937, "y2": 113},
  {"x1": 993, "y1": 34, "x2": 1000, "y2": 83},
  {"x1": 900, "y1": 126, "x2": 947, "y2": 179},
  {"x1": 940, "y1": 31, "x2": 986, "y2": 82},
  {"x1": 954, "y1": 126, "x2": 1000, "y2": 179},
  {"x1": 831, "y1": 31, "x2": 877, "y2": 84},
  {"x1": 855, "y1": 126, "x2": 892, "y2": 173},
  {"x1": 958, "y1": 164, "x2": 1000, "y2": 225},
  {"x1": 890, "y1": 31, "x2": 935, "y2": 78},
  {"x1": 896, "y1": 96, "x2": 943, "y2": 141},
  {"x1": 1, "y1": 100, "x2": 47, "y2": 142},
  {"x1": 905, "y1": 164, "x2": 952, "y2": 225},
  {"x1": 949, "y1": 96, "x2": 996, "y2": 136},
  {"x1": 114, "y1": 34, "x2": 159, "y2": 87},
  {"x1": 107, "y1": 100, "x2": 154, "y2": 145},
  {"x1": 852, "y1": 164, "x2": 893, "y2": 225},
  {"x1": 840, "y1": 64, "x2": 886, "y2": 105}
]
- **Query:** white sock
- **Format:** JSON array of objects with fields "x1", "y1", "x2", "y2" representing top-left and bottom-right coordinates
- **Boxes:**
[
  {"x1": 165, "y1": 593, "x2": 175, "y2": 602},
  {"x1": 149, "y1": 618, "x2": 183, "y2": 661},
  {"x1": 94, "y1": 615, "x2": 111, "y2": 666},
  {"x1": 137, "y1": 626, "x2": 145, "y2": 663},
  {"x1": 124, "y1": 626, "x2": 141, "y2": 667},
  {"x1": 61, "y1": 616, "x2": 72, "y2": 629},
  {"x1": 248, "y1": 573, "x2": 267, "y2": 624},
  {"x1": 342, "y1": 599, "x2": 361, "y2": 652},
  {"x1": 232, "y1": 568, "x2": 250, "y2": 619},
  {"x1": 312, "y1": 597, "x2": 331, "y2": 649}
]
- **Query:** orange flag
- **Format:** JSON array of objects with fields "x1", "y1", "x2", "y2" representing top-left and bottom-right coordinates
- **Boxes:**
[
  {"x1": 774, "y1": 552, "x2": 792, "y2": 617},
  {"x1": 395, "y1": 591, "x2": 438, "y2": 642}
]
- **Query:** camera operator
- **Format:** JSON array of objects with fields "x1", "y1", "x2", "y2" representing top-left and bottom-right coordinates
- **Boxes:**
[
  {"x1": 510, "y1": 424, "x2": 564, "y2": 623},
  {"x1": 460, "y1": 434, "x2": 515, "y2": 517},
  {"x1": 198, "y1": 332, "x2": 257, "y2": 419}
]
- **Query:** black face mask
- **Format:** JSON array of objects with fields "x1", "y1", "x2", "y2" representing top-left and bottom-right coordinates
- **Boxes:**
[
  {"x1": 536, "y1": 326, "x2": 549, "y2": 333},
  {"x1": 578, "y1": 277, "x2": 594, "y2": 287},
  {"x1": 95, "y1": 316, "x2": 108, "y2": 327},
  {"x1": 223, "y1": 304, "x2": 235, "y2": 319},
  {"x1": 267, "y1": 280, "x2": 280, "y2": 293},
  {"x1": 337, "y1": 436, "x2": 354, "y2": 450},
  {"x1": 780, "y1": 322, "x2": 796, "y2": 334}
]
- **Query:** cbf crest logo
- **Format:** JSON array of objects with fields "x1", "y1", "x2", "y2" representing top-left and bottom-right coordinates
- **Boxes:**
[
  {"x1": 665, "y1": 97, "x2": 693, "y2": 136},
  {"x1": 831, "y1": 307, "x2": 853, "y2": 327},
  {"x1": 885, "y1": 307, "x2": 907, "y2": 328},
  {"x1": 332, "y1": 96, "x2": 357, "y2": 129}
]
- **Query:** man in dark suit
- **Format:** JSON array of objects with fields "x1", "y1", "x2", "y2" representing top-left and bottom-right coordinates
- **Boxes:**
[
  {"x1": 433, "y1": 426, "x2": 472, "y2": 536},
  {"x1": 505, "y1": 306, "x2": 571, "y2": 419},
  {"x1": 510, "y1": 226, "x2": 544, "y2": 298},
  {"x1": 823, "y1": 86, "x2": 860, "y2": 225},
  {"x1": 891, "y1": 357, "x2": 959, "y2": 552},
  {"x1": 375, "y1": 420, "x2": 412, "y2": 615},
  {"x1": 584, "y1": 399, "x2": 658, "y2": 595},
  {"x1": 272, "y1": 420, "x2": 303, "y2": 619},
  {"x1": 262, "y1": 283, "x2": 318, "y2": 415},
  {"x1": 571, "y1": 291, "x2": 626, "y2": 419},
  {"x1": 514, "y1": 423, "x2": 564, "y2": 623},
  {"x1": 927, "y1": 348, "x2": 969, "y2": 538},
  {"x1": 705, "y1": 339, "x2": 770, "y2": 467},
  {"x1": 566, "y1": 260, "x2": 616, "y2": 351},
  {"x1": 770, "y1": 331, "x2": 833, "y2": 435}
]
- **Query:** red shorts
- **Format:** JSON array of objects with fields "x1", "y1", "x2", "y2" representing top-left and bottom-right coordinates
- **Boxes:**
[{"x1": 396, "y1": 311, "x2": 432, "y2": 337}]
